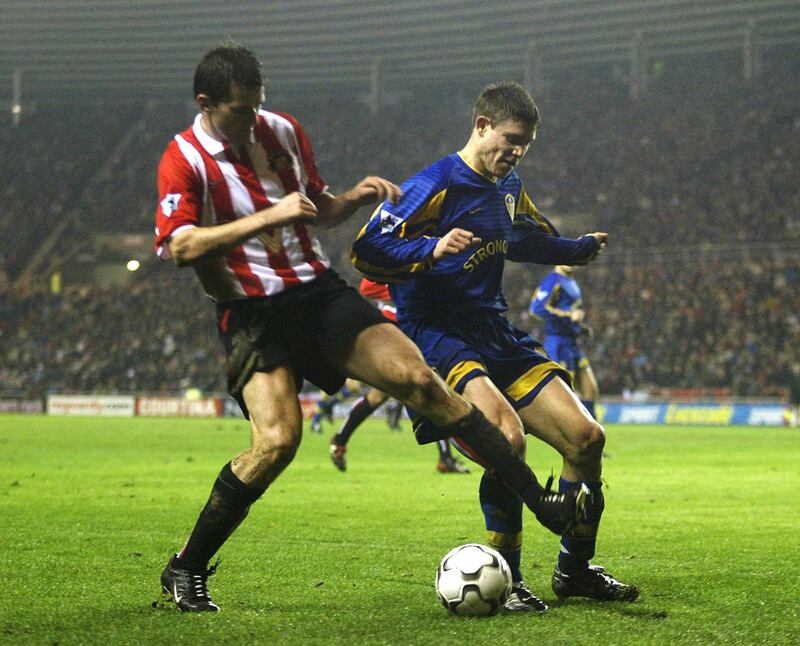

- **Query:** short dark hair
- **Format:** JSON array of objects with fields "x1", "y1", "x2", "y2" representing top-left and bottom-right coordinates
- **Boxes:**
[
  {"x1": 472, "y1": 81, "x2": 540, "y2": 130},
  {"x1": 193, "y1": 42, "x2": 263, "y2": 103}
]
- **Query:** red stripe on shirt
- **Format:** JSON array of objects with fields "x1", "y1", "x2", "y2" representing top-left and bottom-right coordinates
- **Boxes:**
[
  {"x1": 230, "y1": 145, "x2": 300, "y2": 287},
  {"x1": 359, "y1": 278, "x2": 391, "y2": 301},
  {"x1": 274, "y1": 111, "x2": 327, "y2": 196},
  {"x1": 182, "y1": 129, "x2": 265, "y2": 297},
  {"x1": 256, "y1": 118, "x2": 326, "y2": 277}
]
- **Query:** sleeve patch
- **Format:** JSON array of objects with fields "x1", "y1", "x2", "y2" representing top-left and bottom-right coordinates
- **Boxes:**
[
  {"x1": 379, "y1": 209, "x2": 403, "y2": 234},
  {"x1": 160, "y1": 193, "x2": 182, "y2": 217}
]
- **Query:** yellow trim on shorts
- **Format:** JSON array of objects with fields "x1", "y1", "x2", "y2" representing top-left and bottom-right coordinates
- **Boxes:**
[
  {"x1": 445, "y1": 360, "x2": 486, "y2": 390},
  {"x1": 486, "y1": 530, "x2": 523, "y2": 551},
  {"x1": 557, "y1": 359, "x2": 575, "y2": 381},
  {"x1": 505, "y1": 360, "x2": 564, "y2": 402}
]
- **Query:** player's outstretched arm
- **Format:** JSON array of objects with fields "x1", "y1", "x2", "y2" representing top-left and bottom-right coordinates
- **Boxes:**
[
  {"x1": 579, "y1": 232, "x2": 608, "y2": 264},
  {"x1": 312, "y1": 176, "x2": 402, "y2": 229},
  {"x1": 508, "y1": 227, "x2": 608, "y2": 266},
  {"x1": 168, "y1": 192, "x2": 318, "y2": 266}
]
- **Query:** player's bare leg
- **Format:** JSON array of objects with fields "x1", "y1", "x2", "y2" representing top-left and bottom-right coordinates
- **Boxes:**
[
  {"x1": 518, "y1": 377, "x2": 638, "y2": 602},
  {"x1": 162, "y1": 367, "x2": 303, "y2": 612},
  {"x1": 337, "y1": 323, "x2": 590, "y2": 536},
  {"x1": 233, "y1": 369, "x2": 304, "y2": 488},
  {"x1": 339, "y1": 323, "x2": 471, "y2": 424},
  {"x1": 518, "y1": 377, "x2": 603, "y2": 483}
]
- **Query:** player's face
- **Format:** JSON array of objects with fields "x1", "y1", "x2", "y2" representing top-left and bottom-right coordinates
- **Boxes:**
[
  {"x1": 477, "y1": 118, "x2": 536, "y2": 178},
  {"x1": 202, "y1": 82, "x2": 264, "y2": 146}
]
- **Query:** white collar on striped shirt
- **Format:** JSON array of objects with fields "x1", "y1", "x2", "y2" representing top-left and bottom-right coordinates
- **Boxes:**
[
  {"x1": 191, "y1": 113, "x2": 257, "y2": 156},
  {"x1": 192, "y1": 113, "x2": 226, "y2": 155}
]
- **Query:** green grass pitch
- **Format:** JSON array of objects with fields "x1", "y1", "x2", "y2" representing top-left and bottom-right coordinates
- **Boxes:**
[{"x1": 1, "y1": 414, "x2": 798, "y2": 644}]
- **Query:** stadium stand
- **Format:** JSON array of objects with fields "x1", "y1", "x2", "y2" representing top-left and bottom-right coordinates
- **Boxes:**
[{"x1": 1, "y1": 56, "x2": 797, "y2": 399}]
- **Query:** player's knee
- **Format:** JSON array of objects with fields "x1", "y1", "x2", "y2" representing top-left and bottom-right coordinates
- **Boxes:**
[
  {"x1": 392, "y1": 363, "x2": 441, "y2": 405},
  {"x1": 251, "y1": 422, "x2": 301, "y2": 466},
  {"x1": 498, "y1": 417, "x2": 525, "y2": 455},
  {"x1": 568, "y1": 419, "x2": 605, "y2": 466},
  {"x1": 505, "y1": 427, "x2": 526, "y2": 456}
]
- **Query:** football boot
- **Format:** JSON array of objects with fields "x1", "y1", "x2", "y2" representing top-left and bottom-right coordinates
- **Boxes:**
[
  {"x1": 552, "y1": 564, "x2": 639, "y2": 601},
  {"x1": 329, "y1": 442, "x2": 347, "y2": 471},
  {"x1": 436, "y1": 456, "x2": 471, "y2": 474},
  {"x1": 504, "y1": 582, "x2": 548, "y2": 613},
  {"x1": 161, "y1": 554, "x2": 220, "y2": 612},
  {"x1": 533, "y1": 477, "x2": 591, "y2": 536}
]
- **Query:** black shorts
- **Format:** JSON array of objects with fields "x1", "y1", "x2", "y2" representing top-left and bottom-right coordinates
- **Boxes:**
[{"x1": 216, "y1": 270, "x2": 388, "y2": 417}]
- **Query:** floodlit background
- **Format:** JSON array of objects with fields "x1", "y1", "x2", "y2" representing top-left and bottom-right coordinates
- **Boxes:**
[
  {"x1": 1, "y1": 0, "x2": 798, "y2": 413},
  {"x1": 1, "y1": 4, "x2": 800, "y2": 644}
]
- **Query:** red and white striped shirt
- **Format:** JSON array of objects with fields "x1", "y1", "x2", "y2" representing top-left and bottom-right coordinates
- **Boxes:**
[
  {"x1": 359, "y1": 278, "x2": 397, "y2": 322},
  {"x1": 154, "y1": 110, "x2": 330, "y2": 302}
]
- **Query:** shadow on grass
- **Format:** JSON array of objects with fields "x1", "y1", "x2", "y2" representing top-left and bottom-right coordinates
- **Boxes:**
[{"x1": 550, "y1": 598, "x2": 668, "y2": 620}]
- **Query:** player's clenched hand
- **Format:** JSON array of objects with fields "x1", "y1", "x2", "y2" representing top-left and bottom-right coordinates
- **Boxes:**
[
  {"x1": 350, "y1": 176, "x2": 403, "y2": 206},
  {"x1": 433, "y1": 228, "x2": 482, "y2": 261},
  {"x1": 576, "y1": 231, "x2": 608, "y2": 264},
  {"x1": 587, "y1": 232, "x2": 608, "y2": 248},
  {"x1": 264, "y1": 191, "x2": 318, "y2": 227}
]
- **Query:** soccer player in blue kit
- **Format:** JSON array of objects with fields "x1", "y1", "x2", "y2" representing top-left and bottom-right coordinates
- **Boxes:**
[
  {"x1": 352, "y1": 82, "x2": 638, "y2": 611},
  {"x1": 530, "y1": 265, "x2": 600, "y2": 420}
]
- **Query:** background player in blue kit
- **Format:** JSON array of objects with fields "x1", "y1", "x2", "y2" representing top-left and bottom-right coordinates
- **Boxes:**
[
  {"x1": 352, "y1": 81, "x2": 638, "y2": 611},
  {"x1": 530, "y1": 265, "x2": 599, "y2": 420}
]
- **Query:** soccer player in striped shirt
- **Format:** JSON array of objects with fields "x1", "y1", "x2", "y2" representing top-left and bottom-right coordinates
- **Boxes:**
[
  {"x1": 155, "y1": 45, "x2": 590, "y2": 612},
  {"x1": 352, "y1": 81, "x2": 638, "y2": 610}
]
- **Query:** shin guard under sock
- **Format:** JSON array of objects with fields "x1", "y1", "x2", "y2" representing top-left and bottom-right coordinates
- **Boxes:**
[
  {"x1": 177, "y1": 462, "x2": 266, "y2": 569},
  {"x1": 442, "y1": 407, "x2": 544, "y2": 511},
  {"x1": 557, "y1": 478, "x2": 604, "y2": 573},
  {"x1": 480, "y1": 472, "x2": 524, "y2": 582}
]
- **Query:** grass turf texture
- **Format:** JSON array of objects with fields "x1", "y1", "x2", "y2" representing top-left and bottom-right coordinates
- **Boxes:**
[{"x1": 1, "y1": 415, "x2": 798, "y2": 645}]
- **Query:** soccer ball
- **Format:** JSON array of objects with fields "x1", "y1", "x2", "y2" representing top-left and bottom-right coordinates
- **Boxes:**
[{"x1": 436, "y1": 543, "x2": 512, "y2": 616}]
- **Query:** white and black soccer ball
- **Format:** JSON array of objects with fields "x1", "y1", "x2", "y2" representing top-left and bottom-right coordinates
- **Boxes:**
[{"x1": 436, "y1": 543, "x2": 512, "y2": 616}]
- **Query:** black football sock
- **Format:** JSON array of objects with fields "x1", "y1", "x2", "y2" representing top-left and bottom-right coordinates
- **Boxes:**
[
  {"x1": 333, "y1": 396, "x2": 376, "y2": 446},
  {"x1": 442, "y1": 407, "x2": 545, "y2": 511},
  {"x1": 176, "y1": 462, "x2": 265, "y2": 570}
]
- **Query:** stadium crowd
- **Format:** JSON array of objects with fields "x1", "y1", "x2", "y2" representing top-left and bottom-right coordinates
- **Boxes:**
[
  {"x1": 1, "y1": 56, "x2": 798, "y2": 399},
  {"x1": 522, "y1": 255, "x2": 800, "y2": 398},
  {"x1": 1, "y1": 265, "x2": 223, "y2": 397}
]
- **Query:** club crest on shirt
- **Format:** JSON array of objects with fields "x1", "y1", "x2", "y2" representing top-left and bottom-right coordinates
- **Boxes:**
[
  {"x1": 258, "y1": 229, "x2": 283, "y2": 253},
  {"x1": 269, "y1": 151, "x2": 293, "y2": 174},
  {"x1": 504, "y1": 194, "x2": 516, "y2": 220}
]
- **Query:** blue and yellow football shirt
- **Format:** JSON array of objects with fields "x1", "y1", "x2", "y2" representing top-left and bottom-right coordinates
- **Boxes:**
[
  {"x1": 351, "y1": 152, "x2": 599, "y2": 321},
  {"x1": 530, "y1": 271, "x2": 583, "y2": 337}
]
